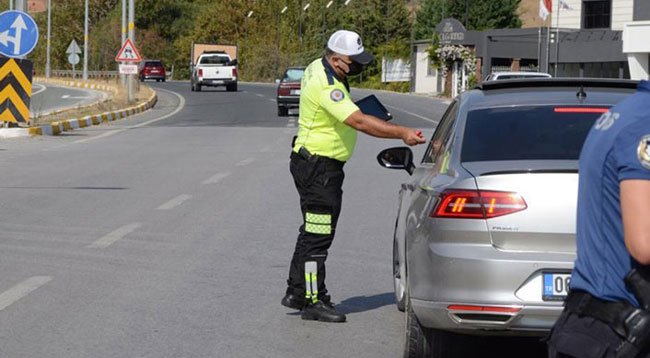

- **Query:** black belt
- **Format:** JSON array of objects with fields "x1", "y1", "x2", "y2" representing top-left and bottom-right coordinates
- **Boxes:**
[
  {"x1": 565, "y1": 290, "x2": 637, "y2": 338},
  {"x1": 292, "y1": 147, "x2": 345, "y2": 170}
]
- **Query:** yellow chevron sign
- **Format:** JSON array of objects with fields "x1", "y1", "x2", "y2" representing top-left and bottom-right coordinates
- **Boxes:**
[{"x1": 0, "y1": 58, "x2": 33, "y2": 123}]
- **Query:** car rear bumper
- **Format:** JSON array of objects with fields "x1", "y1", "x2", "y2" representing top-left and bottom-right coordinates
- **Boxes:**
[
  {"x1": 409, "y1": 239, "x2": 574, "y2": 334},
  {"x1": 142, "y1": 74, "x2": 165, "y2": 80},
  {"x1": 277, "y1": 96, "x2": 300, "y2": 106},
  {"x1": 199, "y1": 78, "x2": 237, "y2": 86}
]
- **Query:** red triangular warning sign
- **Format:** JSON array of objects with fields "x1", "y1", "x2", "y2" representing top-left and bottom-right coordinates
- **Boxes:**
[{"x1": 115, "y1": 39, "x2": 142, "y2": 62}]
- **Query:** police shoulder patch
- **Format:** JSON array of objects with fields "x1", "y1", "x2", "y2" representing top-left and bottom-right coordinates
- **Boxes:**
[
  {"x1": 637, "y1": 135, "x2": 650, "y2": 170},
  {"x1": 330, "y1": 89, "x2": 344, "y2": 102}
]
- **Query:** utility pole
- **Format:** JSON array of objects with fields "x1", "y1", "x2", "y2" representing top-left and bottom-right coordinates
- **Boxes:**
[
  {"x1": 83, "y1": 0, "x2": 88, "y2": 80},
  {"x1": 45, "y1": 0, "x2": 51, "y2": 78},
  {"x1": 127, "y1": 0, "x2": 134, "y2": 103},
  {"x1": 121, "y1": 0, "x2": 126, "y2": 86},
  {"x1": 14, "y1": 0, "x2": 25, "y2": 11}
]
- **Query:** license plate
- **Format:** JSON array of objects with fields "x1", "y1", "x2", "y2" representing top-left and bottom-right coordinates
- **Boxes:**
[
  {"x1": 210, "y1": 80, "x2": 224, "y2": 84},
  {"x1": 290, "y1": 89, "x2": 301, "y2": 95},
  {"x1": 542, "y1": 273, "x2": 571, "y2": 301}
]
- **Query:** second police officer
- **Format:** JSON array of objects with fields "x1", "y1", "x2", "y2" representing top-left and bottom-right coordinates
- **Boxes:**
[{"x1": 281, "y1": 30, "x2": 426, "y2": 323}]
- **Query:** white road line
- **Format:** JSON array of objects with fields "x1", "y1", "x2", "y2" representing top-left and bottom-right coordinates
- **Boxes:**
[
  {"x1": 202, "y1": 172, "x2": 231, "y2": 185},
  {"x1": 87, "y1": 223, "x2": 143, "y2": 249},
  {"x1": 236, "y1": 158, "x2": 255, "y2": 166},
  {"x1": 385, "y1": 104, "x2": 439, "y2": 124},
  {"x1": 256, "y1": 93, "x2": 265, "y2": 98},
  {"x1": 0, "y1": 276, "x2": 53, "y2": 312},
  {"x1": 32, "y1": 84, "x2": 47, "y2": 96},
  {"x1": 268, "y1": 99, "x2": 276, "y2": 103},
  {"x1": 156, "y1": 194, "x2": 192, "y2": 210},
  {"x1": 74, "y1": 88, "x2": 186, "y2": 144}
]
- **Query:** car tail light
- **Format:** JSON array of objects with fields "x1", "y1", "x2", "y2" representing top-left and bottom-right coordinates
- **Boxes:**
[
  {"x1": 232, "y1": 68, "x2": 238, "y2": 77},
  {"x1": 554, "y1": 107, "x2": 609, "y2": 113},
  {"x1": 278, "y1": 86, "x2": 290, "y2": 96},
  {"x1": 198, "y1": 68, "x2": 203, "y2": 77},
  {"x1": 431, "y1": 190, "x2": 527, "y2": 219}
]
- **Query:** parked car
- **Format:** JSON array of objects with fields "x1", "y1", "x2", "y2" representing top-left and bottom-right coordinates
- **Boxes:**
[
  {"x1": 484, "y1": 71, "x2": 552, "y2": 81},
  {"x1": 139, "y1": 60, "x2": 166, "y2": 82},
  {"x1": 377, "y1": 78, "x2": 638, "y2": 357},
  {"x1": 276, "y1": 67, "x2": 305, "y2": 117}
]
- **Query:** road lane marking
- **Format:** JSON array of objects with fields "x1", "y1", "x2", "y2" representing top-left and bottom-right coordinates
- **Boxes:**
[
  {"x1": 32, "y1": 84, "x2": 47, "y2": 96},
  {"x1": 87, "y1": 223, "x2": 142, "y2": 249},
  {"x1": 202, "y1": 172, "x2": 231, "y2": 185},
  {"x1": 256, "y1": 93, "x2": 265, "y2": 98},
  {"x1": 268, "y1": 99, "x2": 276, "y2": 103},
  {"x1": 74, "y1": 88, "x2": 186, "y2": 144},
  {"x1": 157, "y1": 194, "x2": 192, "y2": 210},
  {"x1": 236, "y1": 158, "x2": 255, "y2": 166},
  {"x1": 0, "y1": 276, "x2": 53, "y2": 312},
  {"x1": 385, "y1": 104, "x2": 439, "y2": 124}
]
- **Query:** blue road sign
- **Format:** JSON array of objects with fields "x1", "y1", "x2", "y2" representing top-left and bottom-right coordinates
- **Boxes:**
[{"x1": 0, "y1": 10, "x2": 39, "y2": 58}]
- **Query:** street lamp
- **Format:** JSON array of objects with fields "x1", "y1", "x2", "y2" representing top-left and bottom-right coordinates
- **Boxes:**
[{"x1": 247, "y1": 10, "x2": 253, "y2": 18}]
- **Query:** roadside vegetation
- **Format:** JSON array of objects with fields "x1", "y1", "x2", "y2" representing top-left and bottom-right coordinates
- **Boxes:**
[{"x1": 2, "y1": 0, "x2": 521, "y2": 93}]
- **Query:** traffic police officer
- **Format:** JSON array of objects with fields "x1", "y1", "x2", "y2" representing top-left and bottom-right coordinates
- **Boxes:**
[
  {"x1": 547, "y1": 80, "x2": 650, "y2": 357},
  {"x1": 281, "y1": 30, "x2": 425, "y2": 323}
]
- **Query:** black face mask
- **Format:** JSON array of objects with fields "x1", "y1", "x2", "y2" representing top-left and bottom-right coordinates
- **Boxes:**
[{"x1": 346, "y1": 61, "x2": 363, "y2": 76}]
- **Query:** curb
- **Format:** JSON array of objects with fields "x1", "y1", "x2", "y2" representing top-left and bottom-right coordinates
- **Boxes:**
[{"x1": 0, "y1": 91, "x2": 158, "y2": 139}]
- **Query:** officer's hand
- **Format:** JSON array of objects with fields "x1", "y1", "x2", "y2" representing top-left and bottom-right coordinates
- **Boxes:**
[{"x1": 402, "y1": 129, "x2": 426, "y2": 146}]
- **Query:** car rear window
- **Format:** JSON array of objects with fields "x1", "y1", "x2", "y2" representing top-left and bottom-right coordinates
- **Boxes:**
[
  {"x1": 283, "y1": 69, "x2": 305, "y2": 82},
  {"x1": 461, "y1": 106, "x2": 608, "y2": 162},
  {"x1": 200, "y1": 55, "x2": 230, "y2": 65},
  {"x1": 145, "y1": 61, "x2": 162, "y2": 67}
]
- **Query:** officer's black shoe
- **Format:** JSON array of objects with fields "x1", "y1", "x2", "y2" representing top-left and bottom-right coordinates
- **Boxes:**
[
  {"x1": 281, "y1": 293, "x2": 306, "y2": 310},
  {"x1": 300, "y1": 301, "x2": 346, "y2": 323}
]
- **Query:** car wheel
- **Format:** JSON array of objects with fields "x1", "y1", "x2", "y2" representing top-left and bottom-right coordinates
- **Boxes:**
[
  {"x1": 278, "y1": 106, "x2": 288, "y2": 117},
  {"x1": 226, "y1": 83, "x2": 237, "y2": 92},
  {"x1": 196, "y1": 84, "x2": 202, "y2": 92},
  {"x1": 404, "y1": 292, "x2": 461, "y2": 358},
  {"x1": 394, "y1": 236, "x2": 406, "y2": 312},
  {"x1": 162, "y1": 78, "x2": 166, "y2": 82},
  {"x1": 190, "y1": 82, "x2": 195, "y2": 91}
]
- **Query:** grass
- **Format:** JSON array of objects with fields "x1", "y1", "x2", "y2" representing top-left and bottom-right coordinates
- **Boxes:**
[{"x1": 29, "y1": 77, "x2": 154, "y2": 126}]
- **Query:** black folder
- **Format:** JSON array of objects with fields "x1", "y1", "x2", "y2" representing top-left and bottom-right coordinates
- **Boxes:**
[{"x1": 355, "y1": 95, "x2": 392, "y2": 121}]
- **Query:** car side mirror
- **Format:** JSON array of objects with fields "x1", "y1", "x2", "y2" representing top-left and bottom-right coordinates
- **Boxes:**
[
  {"x1": 377, "y1": 147, "x2": 415, "y2": 175},
  {"x1": 229, "y1": 59, "x2": 238, "y2": 66}
]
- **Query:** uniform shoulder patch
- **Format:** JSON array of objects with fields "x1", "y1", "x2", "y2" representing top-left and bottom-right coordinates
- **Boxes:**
[
  {"x1": 637, "y1": 135, "x2": 650, "y2": 170},
  {"x1": 330, "y1": 89, "x2": 344, "y2": 102}
]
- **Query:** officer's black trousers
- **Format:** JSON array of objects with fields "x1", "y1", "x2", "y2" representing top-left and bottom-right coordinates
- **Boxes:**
[
  {"x1": 286, "y1": 151, "x2": 344, "y2": 302},
  {"x1": 547, "y1": 309, "x2": 625, "y2": 358}
]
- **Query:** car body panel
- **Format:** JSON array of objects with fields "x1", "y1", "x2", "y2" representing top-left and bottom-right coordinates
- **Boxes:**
[{"x1": 277, "y1": 67, "x2": 305, "y2": 109}]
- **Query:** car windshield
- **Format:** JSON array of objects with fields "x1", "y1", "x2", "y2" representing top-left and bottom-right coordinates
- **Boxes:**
[
  {"x1": 200, "y1": 55, "x2": 230, "y2": 65},
  {"x1": 461, "y1": 105, "x2": 608, "y2": 162},
  {"x1": 283, "y1": 69, "x2": 305, "y2": 82}
]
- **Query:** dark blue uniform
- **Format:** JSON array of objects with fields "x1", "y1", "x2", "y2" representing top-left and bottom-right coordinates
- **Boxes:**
[{"x1": 548, "y1": 81, "x2": 650, "y2": 358}]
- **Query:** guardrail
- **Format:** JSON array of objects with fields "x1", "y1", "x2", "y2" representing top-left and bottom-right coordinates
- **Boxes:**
[{"x1": 50, "y1": 70, "x2": 119, "y2": 79}]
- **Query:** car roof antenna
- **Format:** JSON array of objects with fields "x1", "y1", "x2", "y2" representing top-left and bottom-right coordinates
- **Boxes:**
[{"x1": 576, "y1": 85, "x2": 587, "y2": 102}]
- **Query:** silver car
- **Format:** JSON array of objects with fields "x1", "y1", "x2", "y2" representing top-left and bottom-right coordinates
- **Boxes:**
[{"x1": 377, "y1": 79, "x2": 638, "y2": 357}]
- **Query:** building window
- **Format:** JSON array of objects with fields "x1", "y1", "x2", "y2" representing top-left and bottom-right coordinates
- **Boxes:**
[{"x1": 583, "y1": 0, "x2": 611, "y2": 29}]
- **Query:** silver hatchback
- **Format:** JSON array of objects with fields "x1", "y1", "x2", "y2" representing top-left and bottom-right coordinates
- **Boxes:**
[{"x1": 378, "y1": 79, "x2": 638, "y2": 357}]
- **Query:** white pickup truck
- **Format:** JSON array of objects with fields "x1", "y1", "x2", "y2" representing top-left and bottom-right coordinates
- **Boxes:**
[{"x1": 190, "y1": 51, "x2": 238, "y2": 92}]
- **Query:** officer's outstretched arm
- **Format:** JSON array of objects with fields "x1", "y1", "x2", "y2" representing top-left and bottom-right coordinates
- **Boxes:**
[
  {"x1": 344, "y1": 110, "x2": 425, "y2": 146},
  {"x1": 621, "y1": 179, "x2": 650, "y2": 265}
]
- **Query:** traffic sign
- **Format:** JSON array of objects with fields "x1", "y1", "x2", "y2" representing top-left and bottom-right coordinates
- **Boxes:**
[
  {"x1": 0, "y1": 58, "x2": 33, "y2": 123},
  {"x1": 115, "y1": 38, "x2": 142, "y2": 62},
  {"x1": 119, "y1": 64, "x2": 138, "y2": 75},
  {"x1": 0, "y1": 10, "x2": 39, "y2": 58},
  {"x1": 68, "y1": 53, "x2": 80, "y2": 65},
  {"x1": 66, "y1": 39, "x2": 81, "y2": 55}
]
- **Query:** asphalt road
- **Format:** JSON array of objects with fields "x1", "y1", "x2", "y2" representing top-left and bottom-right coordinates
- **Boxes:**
[
  {"x1": 0, "y1": 81, "x2": 546, "y2": 357},
  {"x1": 30, "y1": 83, "x2": 106, "y2": 118}
]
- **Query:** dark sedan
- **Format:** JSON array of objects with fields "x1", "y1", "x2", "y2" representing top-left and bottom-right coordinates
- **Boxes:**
[{"x1": 276, "y1": 67, "x2": 305, "y2": 117}]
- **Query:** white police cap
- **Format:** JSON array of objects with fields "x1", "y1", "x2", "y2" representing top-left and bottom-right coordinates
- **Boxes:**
[{"x1": 327, "y1": 30, "x2": 374, "y2": 65}]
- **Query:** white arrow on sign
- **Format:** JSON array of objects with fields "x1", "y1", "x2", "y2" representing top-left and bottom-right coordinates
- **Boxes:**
[
  {"x1": 0, "y1": 15, "x2": 27, "y2": 55},
  {"x1": 66, "y1": 39, "x2": 81, "y2": 54}
]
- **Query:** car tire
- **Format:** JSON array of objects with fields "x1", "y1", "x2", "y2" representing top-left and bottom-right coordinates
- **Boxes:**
[
  {"x1": 404, "y1": 292, "x2": 462, "y2": 358},
  {"x1": 226, "y1": 83, "x2": 237, "y2": 92},
  {"x1": 196, "y1": 84, "x2": 202, "y2": 92},
  {"x1": 278, "y1": 106, "x2": 289, "y2": 117},
  {"x1": 393, "y1": 236, "x2": 406, "y2": 312},
  {"x1": 190, "y1": 82, "x2": 195, "y2": 91},
  {"x1": 162, "y1": 78, "x2": 166, "y2": 82}
]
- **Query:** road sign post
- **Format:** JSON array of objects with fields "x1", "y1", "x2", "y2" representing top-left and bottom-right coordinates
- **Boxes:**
[
  {"x1": 66, "y1": 39, "x2": 81, "y2": 79},
  {"x1": 115, "y1": 38, "x2": 141, "y2": 104}
]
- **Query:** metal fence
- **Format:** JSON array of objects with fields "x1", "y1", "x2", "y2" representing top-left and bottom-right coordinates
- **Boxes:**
[{"x1": 51, "y1": 70, "x2": 119, "y2": 79}]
